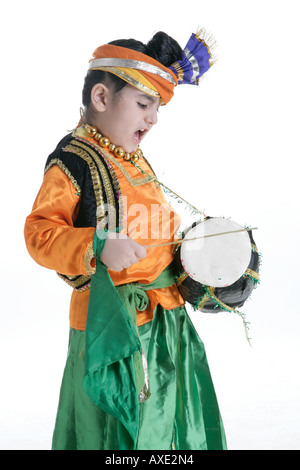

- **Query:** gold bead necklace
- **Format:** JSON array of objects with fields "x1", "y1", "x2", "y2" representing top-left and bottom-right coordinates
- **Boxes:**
[{"x1": 84, "y1": 123, "x2": 143, "y2": 163}]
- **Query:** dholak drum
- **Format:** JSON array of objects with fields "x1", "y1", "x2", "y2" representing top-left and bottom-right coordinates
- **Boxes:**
[{"x1": 174, "y1": 217, "x2": 260, "y2": 313}]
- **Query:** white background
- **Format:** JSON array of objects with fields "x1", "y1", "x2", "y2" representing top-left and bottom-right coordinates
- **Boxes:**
[{"x1": 1, "y1": 0, "x2": 299, "y2": 450}]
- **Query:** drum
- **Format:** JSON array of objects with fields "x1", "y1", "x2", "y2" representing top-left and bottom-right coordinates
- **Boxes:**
[{"x1": 174, "y1": 217, "x2": 260, "y2": 313}]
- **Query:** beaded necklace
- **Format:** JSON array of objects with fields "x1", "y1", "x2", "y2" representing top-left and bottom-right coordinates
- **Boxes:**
[{"x1": 84, "y1": 123, "x2": 143, "y2": 164}]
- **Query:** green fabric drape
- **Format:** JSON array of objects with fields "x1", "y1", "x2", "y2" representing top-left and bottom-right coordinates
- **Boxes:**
[{"x1": 82, "y1": 230, "x2": 178, "y2": 448}]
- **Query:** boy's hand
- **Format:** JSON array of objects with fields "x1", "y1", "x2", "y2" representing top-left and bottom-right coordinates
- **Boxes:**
[{"x1": 100, "y1": 232, "x2": 147, "y2": 271}]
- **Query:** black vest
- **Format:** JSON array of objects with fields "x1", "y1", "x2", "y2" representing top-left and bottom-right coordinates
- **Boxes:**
[{"x1": 45, "y1": 133, "x2": 122, "y2": 291}]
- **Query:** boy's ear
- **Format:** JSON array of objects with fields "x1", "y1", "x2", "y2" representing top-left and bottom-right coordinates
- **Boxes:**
[{"x1": 90, "y1": 83, "x2": 110, "y2": 112}]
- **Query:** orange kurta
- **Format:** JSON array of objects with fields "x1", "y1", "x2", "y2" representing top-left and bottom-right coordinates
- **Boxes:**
[{"x1": 24, "y1": 130, "x2": 184, "y2": 330}]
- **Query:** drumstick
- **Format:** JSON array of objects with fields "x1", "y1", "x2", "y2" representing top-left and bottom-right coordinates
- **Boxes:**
[{"x1": 148, "y1": 227, "x2": 258, "y2": 249}]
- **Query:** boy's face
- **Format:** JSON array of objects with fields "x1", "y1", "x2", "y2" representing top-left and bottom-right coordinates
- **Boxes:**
[{"x1": 95, "y1": 84, "x2": 160, "y2": 153}]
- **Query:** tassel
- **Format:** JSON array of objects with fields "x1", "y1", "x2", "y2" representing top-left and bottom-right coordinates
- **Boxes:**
[{"x1": 195, "y1": 27, "x2": 217, "y2": 67}]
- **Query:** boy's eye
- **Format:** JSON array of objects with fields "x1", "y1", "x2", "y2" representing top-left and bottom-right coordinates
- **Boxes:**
[{"x1": 138, "y1": 102, "x2": 147, "y2": 109}]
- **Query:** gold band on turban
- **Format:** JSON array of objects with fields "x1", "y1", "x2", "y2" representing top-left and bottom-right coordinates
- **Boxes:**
[{"x1": 88, "y1": 45, "x2": 178, "y2": 105}]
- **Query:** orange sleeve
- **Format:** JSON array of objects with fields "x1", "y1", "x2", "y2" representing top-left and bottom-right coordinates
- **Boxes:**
[{"x1": 24, "y1": 165, "x2": 96, "y2": 276}]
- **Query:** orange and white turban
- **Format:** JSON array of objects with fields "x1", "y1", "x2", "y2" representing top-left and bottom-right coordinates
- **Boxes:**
[{"x1": 89, "y1": 44, "x2": 177, "y2": 105}]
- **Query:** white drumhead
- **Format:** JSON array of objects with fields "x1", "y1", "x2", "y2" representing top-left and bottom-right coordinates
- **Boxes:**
[{"x1": 180, "y1": 218, "x2": 252, "y2": 287}]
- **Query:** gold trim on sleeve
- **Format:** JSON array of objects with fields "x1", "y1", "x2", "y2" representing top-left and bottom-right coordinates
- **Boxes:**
[{"x1": 84, "y1": 241, "x2": 96, "y2": 275}]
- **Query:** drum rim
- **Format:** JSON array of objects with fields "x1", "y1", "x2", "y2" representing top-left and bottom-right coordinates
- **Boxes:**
[{"x1": 179, "y1": 217, "x2": 252, "y2": 288}]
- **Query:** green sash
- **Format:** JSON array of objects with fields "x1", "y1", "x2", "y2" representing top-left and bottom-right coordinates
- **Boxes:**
[{"x1": 82, "y1": 230, "x2": 176, "y2": 448}]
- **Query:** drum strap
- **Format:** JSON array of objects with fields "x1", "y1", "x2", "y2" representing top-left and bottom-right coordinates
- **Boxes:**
[{"x1": 197, "y1": 285, "x2": 252, "y2": 345}]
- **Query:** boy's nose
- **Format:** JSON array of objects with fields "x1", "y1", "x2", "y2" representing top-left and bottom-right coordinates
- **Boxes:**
[{"x1": 146, "y1": 108, "x2": 158, "y2": 126}]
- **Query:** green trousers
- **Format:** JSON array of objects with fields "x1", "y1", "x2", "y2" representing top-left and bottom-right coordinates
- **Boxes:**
[{"x1": 52, "y1": 305, "x2": 227, "y2": 450}]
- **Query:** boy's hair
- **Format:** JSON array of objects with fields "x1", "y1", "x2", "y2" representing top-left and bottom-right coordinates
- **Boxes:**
[{"x1": 82, "y1": 32, "x2": 182, "y2": 107}]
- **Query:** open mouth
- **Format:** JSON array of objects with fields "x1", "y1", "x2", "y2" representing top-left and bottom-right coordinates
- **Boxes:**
[{"x1": 134, "y1": 129, "x2": 147, "y2": 142}]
